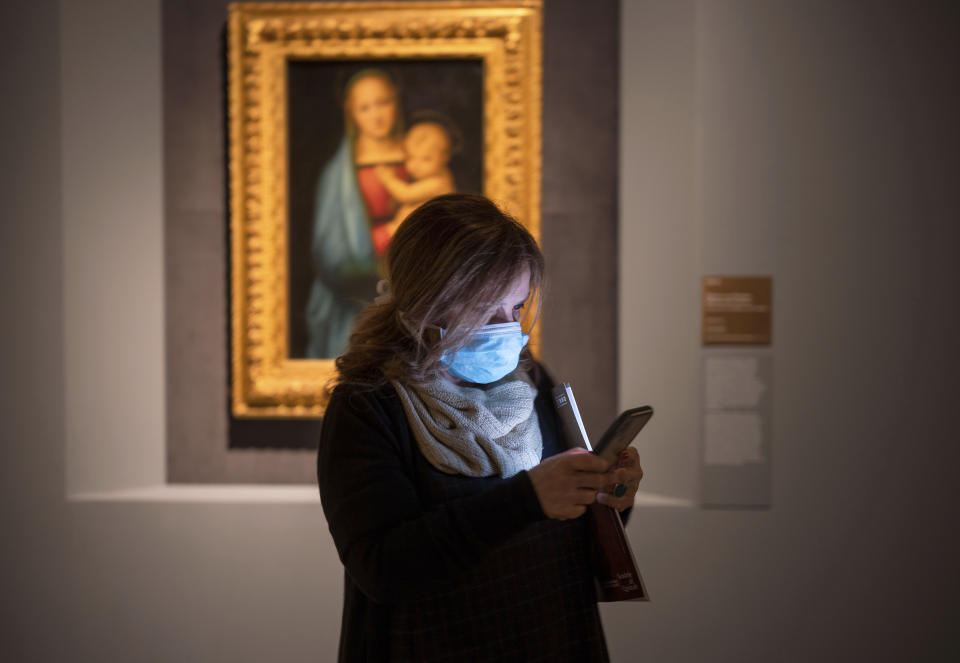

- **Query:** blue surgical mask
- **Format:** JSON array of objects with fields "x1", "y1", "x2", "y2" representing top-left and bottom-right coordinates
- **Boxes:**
[{"x1": 439, "y1": 322, "x2": 530, "y2": 384}]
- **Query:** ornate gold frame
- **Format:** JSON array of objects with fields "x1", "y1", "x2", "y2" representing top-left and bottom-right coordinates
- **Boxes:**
[{"x1": 228, "y1": 1, "x2": 543, "y2": 418}]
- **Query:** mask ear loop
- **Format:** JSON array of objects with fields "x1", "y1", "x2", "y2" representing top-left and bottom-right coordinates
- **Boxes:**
[{"x1": 374, "y1": 279, "x2": 392, "y2": 305}]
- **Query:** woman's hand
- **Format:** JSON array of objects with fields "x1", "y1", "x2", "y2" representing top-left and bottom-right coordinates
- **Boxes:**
[
  {"x1": 596, "y1": 447, "x2": 644, "y2": 512},
  {"x1": 527, "y1": 449, "x2": 609, "y2": 520}
]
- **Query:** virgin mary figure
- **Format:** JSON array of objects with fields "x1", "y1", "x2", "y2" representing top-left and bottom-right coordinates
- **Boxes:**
[{"x1": 306, "y1": 69, "x2": 408, "y2": 358}]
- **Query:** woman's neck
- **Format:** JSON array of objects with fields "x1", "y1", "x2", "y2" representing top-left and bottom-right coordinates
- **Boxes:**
[{"x1": 440, "y1": 368, "x2": 497, "y2": 391}]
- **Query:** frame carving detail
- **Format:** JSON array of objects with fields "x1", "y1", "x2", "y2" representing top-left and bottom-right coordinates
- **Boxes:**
[{"x1": 228, "y1": 1, "x2": 543, "y2": 417}]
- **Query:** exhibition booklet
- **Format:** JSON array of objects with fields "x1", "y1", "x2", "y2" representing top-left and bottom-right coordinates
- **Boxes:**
[{"x1": 551, "y1": 382, "x2": 650, "y2": 602}]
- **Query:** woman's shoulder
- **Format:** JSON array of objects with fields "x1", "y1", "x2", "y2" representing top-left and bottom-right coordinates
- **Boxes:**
[
  {"x1": 327, "y1": 380, "x2": 400, "y2": 417},
  {"x1": 320, "y1": 380, "x2": 412, "y2": 464}
]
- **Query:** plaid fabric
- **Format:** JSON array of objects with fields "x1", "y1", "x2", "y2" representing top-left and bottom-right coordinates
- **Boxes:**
[
  {"x1": 387, "y1": 453, "x2": 608, "y2": 662},
  {"x1": 321, "y1": 364, "x2": 609, "y2": 662}
]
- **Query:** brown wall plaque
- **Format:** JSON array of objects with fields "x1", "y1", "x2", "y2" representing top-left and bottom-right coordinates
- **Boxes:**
[{"x1": 702, "y1": 276, "x2": 772, "y2": 345}]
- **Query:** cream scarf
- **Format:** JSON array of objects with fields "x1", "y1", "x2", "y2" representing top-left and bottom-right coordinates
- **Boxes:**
[{"x1": 391, "y1": 370, "x2": 543, "y2": 478}]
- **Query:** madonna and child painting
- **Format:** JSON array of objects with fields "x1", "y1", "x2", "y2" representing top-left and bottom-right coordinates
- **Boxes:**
[{"x1": 286, "y1": 61, "x2": 484, "y2": 359}]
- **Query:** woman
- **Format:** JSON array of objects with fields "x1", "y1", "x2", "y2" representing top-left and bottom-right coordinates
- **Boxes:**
[
  {"x1": 307, "y1": 69, "x2": 409, "y2": 358},
  {"x1": 318, "y1": 194, "x2": 644, "y2": 662}
]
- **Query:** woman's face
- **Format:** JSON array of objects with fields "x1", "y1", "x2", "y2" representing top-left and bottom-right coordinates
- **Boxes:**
[
  {"x1": 347, "y1": 76, "x2": 397, "y2": 140},
  {"x1": 484, "y1": 267, "x2": 531, "y2": 325}
]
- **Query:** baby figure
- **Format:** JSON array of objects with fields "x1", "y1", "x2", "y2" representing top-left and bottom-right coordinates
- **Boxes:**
[{"x1": 372, "y1": 121, "x2": 456, "y2": 254}]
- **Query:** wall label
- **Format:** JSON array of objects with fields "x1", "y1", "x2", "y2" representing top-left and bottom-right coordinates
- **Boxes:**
[{"x1": 702, "y1": 276, "x2": 772, "y2": 345}]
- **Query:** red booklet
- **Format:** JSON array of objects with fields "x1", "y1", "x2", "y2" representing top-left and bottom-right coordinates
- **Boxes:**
[{"x1": 551, "y1": 382, "x2": 650, "y2": 602}]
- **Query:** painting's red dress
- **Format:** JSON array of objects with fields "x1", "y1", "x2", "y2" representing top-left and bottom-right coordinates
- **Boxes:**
[{"x1": 356, "y1": 163, "x2": 408, "y2": 257}]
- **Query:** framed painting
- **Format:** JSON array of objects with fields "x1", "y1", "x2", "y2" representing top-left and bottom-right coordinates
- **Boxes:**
[{"x1": 228, "y1": 1, "x2": 543, "y2": 418}]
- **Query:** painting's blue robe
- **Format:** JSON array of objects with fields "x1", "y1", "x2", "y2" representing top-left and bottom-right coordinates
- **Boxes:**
[{"x1": 306, "y1": 138, "x2": 379, "y2": 358}]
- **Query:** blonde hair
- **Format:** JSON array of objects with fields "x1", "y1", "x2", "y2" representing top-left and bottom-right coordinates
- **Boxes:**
[{"x1": 334, "y1": 194, "x2": 544, "y2": 388}]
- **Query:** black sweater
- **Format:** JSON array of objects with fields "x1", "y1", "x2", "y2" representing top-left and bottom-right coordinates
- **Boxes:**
[{"x1": 317, "y1": 366, "x2": 610, "y2": 662}]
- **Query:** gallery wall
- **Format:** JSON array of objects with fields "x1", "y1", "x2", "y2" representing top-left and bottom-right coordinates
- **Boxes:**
[
  {"x1": 616, "y1": 1, "x2": 958, "y2": 660},
  {"x1": 1, "y1": 2, "x2": 68, "y2": 661},
  {"x1": 1, "y1": 0, "x2": 957, "y2": 661}
]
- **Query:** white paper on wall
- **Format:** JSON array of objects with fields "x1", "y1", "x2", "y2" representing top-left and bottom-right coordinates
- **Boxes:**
[
  {"x1": 700, "y1": 351, "x2": 772, "y2": 507},
  {"x1": 705, "y1": 356, "x2": 766, "y2": 409},
  {"x1": 703, "y1": 412, "x2": 764, "y2": 465}
]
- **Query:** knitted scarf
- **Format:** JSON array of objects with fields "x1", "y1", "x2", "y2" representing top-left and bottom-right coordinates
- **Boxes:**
[{"x1": 391, "y1": 370, "x2": 542, "y2": 478}]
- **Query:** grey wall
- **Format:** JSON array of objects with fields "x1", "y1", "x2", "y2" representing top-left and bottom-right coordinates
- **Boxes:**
[
  {"x1": 0, "y1": 1, "x2": 68, "y2": 660},
  {"x1": 617, "y1": 0, "x2": 959, "y2": 660},
  {"x1": 2, "y1": 0, "x2": 957, "y2": 661}
]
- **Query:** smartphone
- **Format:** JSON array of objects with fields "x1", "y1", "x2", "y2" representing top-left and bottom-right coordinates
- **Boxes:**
[{"x1": 592, "y1": 406, "x2": 653, "y2": 465}]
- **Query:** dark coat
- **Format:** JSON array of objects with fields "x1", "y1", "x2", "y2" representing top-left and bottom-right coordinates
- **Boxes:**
[{"x1": 317, "y1": 364, "x2": 611, "y2": 662}]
